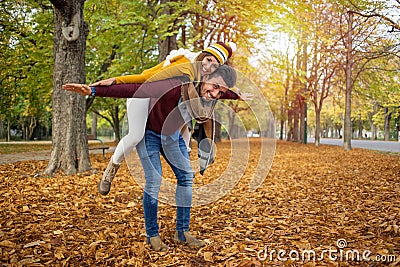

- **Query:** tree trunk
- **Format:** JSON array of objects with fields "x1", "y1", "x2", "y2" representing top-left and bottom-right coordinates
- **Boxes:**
[
  {"x1": 0, "y1": 118, "x2": 3, "y2": 140},
  {"x1": 280, "y1": 119, "x2": 284, "y2": 140},
  {"x1": 7, "y1": 120, "x2": 10, "y2": 142},
  {"x1": 293, "y1": 100, "x2": 299, "y2": 142},
  {"x1": 299, "y1": 36, "x2": 308, "y2": 144},
  {"x1": 396, "y1": 108, "x2": 400, "y2": 141},
  {"x1": 343, "y1": 11, "x2": 353, "y2": 150},
  {"x1": 112, "y1": 106, "x2": 121, "y2": 141},
  {"x1": 358, "y1": 117, "x2": 363, "y2": 139},
  {"x1": 214, "y1": 111, "x2": 222, "y2": 142},
  {"x1": 21, "y1": 122, "x2": 26, "y2": 141},
  {"x1": 287, "y1": 108, "x2": 293, "y2": 141},
  {"x1": 279, "y1": 102, "x2": 285, "y2": 140},
  {"x1": 91, "y1": 112, "x2": 97, "y2": 137},
  {"x1": 384, "y1": 107, "x2": 392, "y2": 141},
  {"x1": 158, "y1": 0, "x2": 178, "y2": 62},
  {"x1": 315, "y1": 107, "x2": 321, "y2": 146},
  {"x1": 28, "y1": 117, "x2": 37, "y2": 140},
  {"x1": 44, "y1": 0, "x2": 91, "y2": 176},
  {"x1": 371, "y1": 123, "x2": 377, "y2": 140},
  {"x1": 159, "y1": 36, "x2": 177, "y2": 63},
  {"x1": 299, "y1": 100, "x2": 306, "y2": 143},
  {"x1": 228, "y1": 112, "x2": 237, "y2": 139}
]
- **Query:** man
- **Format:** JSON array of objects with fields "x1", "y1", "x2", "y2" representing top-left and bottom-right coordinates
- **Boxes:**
[{"x1": 63, "y1": 64, "x2": 237, "y2": 251}]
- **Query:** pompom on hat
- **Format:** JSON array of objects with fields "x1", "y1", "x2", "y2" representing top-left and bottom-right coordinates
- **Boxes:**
[{"x1": 203, "y1": 42, "x2": 236, "y2": 64}]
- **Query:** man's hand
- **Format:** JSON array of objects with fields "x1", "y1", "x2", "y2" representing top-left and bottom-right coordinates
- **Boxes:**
[
  {"x1": 236, "y1": 88, "x2": 254, "y2": 101},
  {"x1": 62, "y1": 83, "x2": 91, "y2": 96},
  {"x1": 90, "y1": 77, "x2": 116, "y2": 86}
]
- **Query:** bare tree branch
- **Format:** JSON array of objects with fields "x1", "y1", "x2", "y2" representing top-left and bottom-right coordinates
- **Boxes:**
[
  {"x1": 351, "y1": 10, "x2": 400, "y2": 31},
  {"x1": 346, "y1": 0, "x2": 400, "y2": 31}
]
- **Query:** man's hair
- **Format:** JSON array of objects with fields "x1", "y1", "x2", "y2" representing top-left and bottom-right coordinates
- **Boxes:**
[{"x1": 208, "y1": 64, "x2": 237, "y2": 88}]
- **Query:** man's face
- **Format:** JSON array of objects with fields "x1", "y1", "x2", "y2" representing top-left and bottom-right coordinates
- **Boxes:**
[{"x1": 200, "y1": 75, "x2": 229, "y2": 100}]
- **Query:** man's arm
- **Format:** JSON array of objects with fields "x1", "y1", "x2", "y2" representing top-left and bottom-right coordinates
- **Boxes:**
[
  {"x1": 220, "y1": 89, "x2": 254, "y2": 101},
  {"x1": 63, "y1": 78, "x2": 184, "y2": 98},
  {"x1": 220, "y1": 90, "x2": 239, "y2": 100}
]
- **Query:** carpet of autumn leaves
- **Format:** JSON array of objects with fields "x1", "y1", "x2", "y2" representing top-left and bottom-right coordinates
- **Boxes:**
[{"x1": 0, "y1": 140, "x2": 399, "y2": 267}]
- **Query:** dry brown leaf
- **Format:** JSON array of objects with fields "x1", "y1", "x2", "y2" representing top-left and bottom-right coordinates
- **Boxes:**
[
  {"x1": 23, "y1": 240, "x2": 45, "y2": 248},
  {"x1": 54, "y1": 250, "x2": 64, "y2": 260},
  {"x1": 0, "y1": 240, "x2": 16, "y2": 248},
  {"x1": 203, "y1": 251, "x2": 213, "y2": 262}
]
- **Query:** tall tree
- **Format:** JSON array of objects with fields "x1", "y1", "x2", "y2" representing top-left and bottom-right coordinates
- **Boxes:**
[
  {"x1": 0, "y1": 1, "x2": 53, "y2": 141},
  {"x1": 338, "y1": 0, "x2": 400, "y2": 149},
  {"x1": 84, "y1": 0, "x2": 183, "y2": 141},
  {"x1": 156, "y1": 0, "x2": 179, "y2": 61},
  {"x1": 308, "y1": 4, "x2": 341, "y2": 146},
  {"x1": 343, "y1": 10, "x2": 354, "y2": 150},
  {"x1": 44, "y1": 0, "x2": 90, "y2": 176}
]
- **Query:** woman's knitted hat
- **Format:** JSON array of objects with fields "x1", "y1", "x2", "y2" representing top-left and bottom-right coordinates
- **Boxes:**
[{"x1": 203, "y1": 42, "x2": 236, "y2": 64}]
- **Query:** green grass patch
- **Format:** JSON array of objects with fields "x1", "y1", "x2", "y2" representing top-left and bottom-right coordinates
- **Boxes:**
[{"x1": 0, "y1": 141, "x2": 117, "y2": 154}]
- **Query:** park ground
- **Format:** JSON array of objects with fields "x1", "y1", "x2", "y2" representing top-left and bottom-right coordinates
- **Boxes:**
[{"x1": 0, "y1": 140, "x2": 399, "y2": 266}]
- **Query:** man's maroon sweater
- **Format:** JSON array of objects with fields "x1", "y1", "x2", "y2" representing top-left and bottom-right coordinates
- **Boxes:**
[{"x1": 94, "y1": 78, "x2": 238, "y2": 135}]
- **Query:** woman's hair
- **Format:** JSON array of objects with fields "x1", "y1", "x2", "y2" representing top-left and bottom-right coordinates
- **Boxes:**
[
  {"x1": 194, "y1": 51, "x2": 232, "y2": 65},
  {"x1": 192, "y1": 52, "x2": 215, "y2": 84},
  {"x1": 194, "y1": 51, "x2": 212, "y2": 62}
]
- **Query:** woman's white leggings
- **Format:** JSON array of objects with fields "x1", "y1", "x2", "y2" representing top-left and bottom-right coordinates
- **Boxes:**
[{"x1": 112, "y1": 98, "x2": 191, "y2": 164}]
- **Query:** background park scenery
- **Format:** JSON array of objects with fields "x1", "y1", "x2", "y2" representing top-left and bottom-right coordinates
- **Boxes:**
[{"x1": 1, "y1": 0, "x2": 400, "y2": 266}]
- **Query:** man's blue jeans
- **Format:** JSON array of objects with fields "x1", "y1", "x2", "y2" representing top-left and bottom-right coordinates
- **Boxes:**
[{"x1": 136, "y1": 129, "x2": 194, "y2": 238}]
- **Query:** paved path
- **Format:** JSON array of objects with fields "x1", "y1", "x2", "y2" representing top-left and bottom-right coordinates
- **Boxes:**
[
  {"x1": 308, "y1": 138, "x2": 400, "y2": 153},
  {"x1": 1, "y1": 138, "x2": 398, "y2": 165}
]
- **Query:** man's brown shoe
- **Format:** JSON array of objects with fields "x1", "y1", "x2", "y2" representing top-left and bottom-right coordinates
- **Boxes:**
[
  {"x1": 174, "y1": 231, "x2": 205, "y2": 248},
  {"x1": 148, "y1": 236, "x2": 169, "y2": 252}
]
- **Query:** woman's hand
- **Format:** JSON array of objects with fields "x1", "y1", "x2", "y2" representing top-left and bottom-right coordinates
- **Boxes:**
[
  {"x1": 90, "y1": 77, "x2": 116, "y2": 86},
  {"x1": 62, "y1": 83, "x2": 91, "y2": 96}
]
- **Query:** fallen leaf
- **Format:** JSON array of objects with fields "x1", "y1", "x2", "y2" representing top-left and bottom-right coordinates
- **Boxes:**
[
  {"x1": 54, "y1": 250, "x2": 64, "y2": 260},
  {"x1": 0, "y1": 240, "x2": 16, "y2": 248},
  {"x1": 204, "y1": 251, "x2": 213, "y2": 262},
  {"x1": 23, "y1": 240, "x2": 45, "y2": 248}
]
